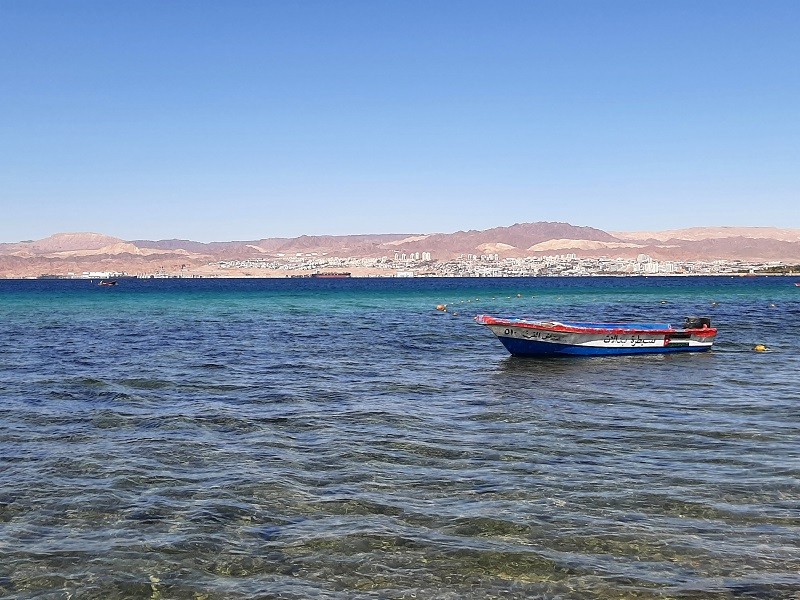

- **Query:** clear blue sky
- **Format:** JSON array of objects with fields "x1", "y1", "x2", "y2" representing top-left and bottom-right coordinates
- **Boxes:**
[{"x1": 2, "y1": 1, "x2": 798, "y2": 242}]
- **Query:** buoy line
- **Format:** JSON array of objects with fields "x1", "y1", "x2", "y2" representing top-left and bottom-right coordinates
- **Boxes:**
[
  {"x1": 438, "y1": 294, "x2": 525, "y2": 305},
  {"x1": 435, "y1": 292, "x2": 527, "y2": 314}
]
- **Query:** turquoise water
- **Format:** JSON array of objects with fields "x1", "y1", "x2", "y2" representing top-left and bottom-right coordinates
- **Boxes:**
[{"x1": 1, "y1": 277, "x2": 798, "y2": 599}]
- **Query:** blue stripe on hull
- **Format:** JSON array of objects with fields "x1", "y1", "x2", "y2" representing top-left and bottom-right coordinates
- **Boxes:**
[{"x1": 497, "y1": 337, "x2": 711, "y2": 357}]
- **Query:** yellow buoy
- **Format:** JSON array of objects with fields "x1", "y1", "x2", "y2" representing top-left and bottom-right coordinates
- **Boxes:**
[
  {"x1": 753, "y1": 344, "x2": 768, "y2": 352},
  {"x1": 436, "y1": 304, "x2": 446, "y2": 312}
]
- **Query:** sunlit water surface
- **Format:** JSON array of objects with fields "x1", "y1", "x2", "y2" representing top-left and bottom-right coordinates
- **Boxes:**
[{"x1": 1, "y1": 277, "x2": 798, "y2": 599}]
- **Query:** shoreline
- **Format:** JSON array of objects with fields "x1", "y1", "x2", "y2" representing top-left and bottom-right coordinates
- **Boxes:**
[{"x1": 3, "y1": 272, "x2": 798, "y2": 281}]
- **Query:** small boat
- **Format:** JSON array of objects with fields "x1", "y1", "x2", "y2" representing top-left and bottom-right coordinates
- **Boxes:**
[
  {"x1": 98, "y1": 279, "x2": 118, "y2": 286},
  {"x1": 475, "y1": 315, "x2": 717, "y2": 357}
]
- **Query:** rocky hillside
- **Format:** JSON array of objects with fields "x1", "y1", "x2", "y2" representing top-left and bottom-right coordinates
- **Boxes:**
[{"x1": 2, "y1": 223, "x2": 800, "y2": 277}]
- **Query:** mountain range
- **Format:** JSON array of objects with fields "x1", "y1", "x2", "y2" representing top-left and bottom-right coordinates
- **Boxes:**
[{"x1": 2, "y1": 223, "x2": 800, "y2": 277}]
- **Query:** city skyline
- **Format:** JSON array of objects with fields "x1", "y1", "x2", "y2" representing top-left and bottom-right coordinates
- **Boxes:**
[
  {"x1": 2, "y1": 1, "x2": 799, "y2": 243},
  {"x1": 3, "y1": 222, "x2": 800, "y2": 280}
]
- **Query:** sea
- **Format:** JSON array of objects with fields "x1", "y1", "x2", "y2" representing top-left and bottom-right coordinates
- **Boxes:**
[{"x1": 1, "y1": 276, "x2": 798, "y2": 600}]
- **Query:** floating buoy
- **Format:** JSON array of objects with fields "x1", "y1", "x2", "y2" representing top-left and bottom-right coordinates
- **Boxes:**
[
  {"x1": 517, "y1": 293, "x2": 522, "y2": 298},
  {"x1": 753, "y1": 344, "x2": 768, "y2": 352},
  {"x1": 436, "y1": 304, "x2": 447, "y2": 312}
]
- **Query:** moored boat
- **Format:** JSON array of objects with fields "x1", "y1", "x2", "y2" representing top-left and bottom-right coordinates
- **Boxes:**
[
  {"x1": 311, "y1": 272, "x2": 351, "y2": 278},
  {"x1": 475, "y1": 315, "x2": 717, "y2": 357}
]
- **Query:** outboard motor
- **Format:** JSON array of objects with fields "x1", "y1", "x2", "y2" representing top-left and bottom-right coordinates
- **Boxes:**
[{"x1": 684, "y1": 316, "x2": 712, "y2": 329}]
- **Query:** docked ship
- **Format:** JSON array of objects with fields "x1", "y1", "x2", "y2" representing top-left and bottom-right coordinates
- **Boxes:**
[{"x1": 310, "y1": 272, "x2": 351, "y2": 278}]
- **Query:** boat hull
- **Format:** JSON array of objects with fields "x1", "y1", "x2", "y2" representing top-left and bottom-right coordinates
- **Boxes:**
[
  {"x1": 476, "y1": 316, "x2": 716, "y2": 357},
  {"x1": 311, "y1": 272, "x2": 351, "y2": 278}
]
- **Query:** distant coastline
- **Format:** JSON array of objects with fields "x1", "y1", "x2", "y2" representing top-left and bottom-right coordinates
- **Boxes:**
[
  {"x1": 2, "y1": 223, "x2": 800, "y2": 279},
  {"x1": 8, "y1": 271, "x2": 799, "y2": 282}
]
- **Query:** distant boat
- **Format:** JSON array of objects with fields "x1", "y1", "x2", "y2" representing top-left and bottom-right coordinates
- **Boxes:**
[
  {"x1": 98, "y1": 279, "x2": 118, "y2": 286},
  {"x1": 475, "y1": 315, "x2": 717, "y2": 357},
  {"x1": 795, "y1": 282, "x2": 800, "y2": 287},
  {"x1": 311, "y1": 272, "x2": 351, "y2": 278}
]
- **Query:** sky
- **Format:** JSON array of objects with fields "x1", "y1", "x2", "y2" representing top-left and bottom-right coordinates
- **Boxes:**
[{"x1": 1, "y1": 0, "x2": 799, "y2": 242}]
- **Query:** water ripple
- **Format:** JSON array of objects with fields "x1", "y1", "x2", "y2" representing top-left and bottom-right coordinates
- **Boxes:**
[{"x1": 0, "y1": 277, "x2": 798, "y2": 598}]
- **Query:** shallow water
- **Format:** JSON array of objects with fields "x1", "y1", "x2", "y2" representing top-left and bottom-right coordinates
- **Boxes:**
[{"x1": 1, "y1": 277, "x2": 798, "y2": 599}]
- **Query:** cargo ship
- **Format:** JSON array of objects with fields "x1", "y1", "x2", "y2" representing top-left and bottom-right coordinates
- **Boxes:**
[{"x1": 310, "y1": 272, "x2": 351, "y2": 278}]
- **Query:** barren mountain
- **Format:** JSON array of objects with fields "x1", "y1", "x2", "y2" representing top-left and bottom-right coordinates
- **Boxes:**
[
  {"x1": 371, "y1": 222, "x2": 620, "y2": 258},
  {"x1": 129, "y1": 234, "x2": 413, "y2": 259},
  {"x1": 0, "y1": 232, "x2": 126, "y2": 256},
  {"x1": 527, "y1": 239, "x2": 644, "y2": 252},
  {"x1": 518, "y1": 235, "x2": 800, "y2": 262},
  {"x1": 613, "y1": 227, "x2": 800, "y2": 244},
  {"x1": 2, "y1": 222, "x2": 800, "y2": 278}
]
